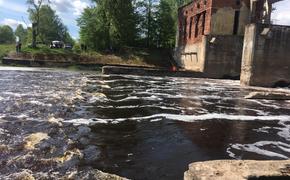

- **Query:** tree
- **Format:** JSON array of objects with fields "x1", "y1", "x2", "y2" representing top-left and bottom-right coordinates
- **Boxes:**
[
  {"x1": 0, "y1": 25, "x2": 15, "y2": 44},
  {"x1": 37, "y1": 5, "x2": 71, "y2": 44},
  {"x1": 156, "y1": 0, "x2": 176, "y2": 48},
  {"x1": 15, "y1": 24, "x2": 28, "y2": 44},
  {"x1": 78, "y1": 0, "x2": 137, "y2": 50},
  {"x1": 26, "y1": 0, "x2": 50, "y2": 48},
  {"x1": 136, "y1": 0, "x2": 159, "y2": 48}
]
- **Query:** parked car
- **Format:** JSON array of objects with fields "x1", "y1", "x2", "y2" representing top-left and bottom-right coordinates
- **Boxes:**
[
  {"x1": 50, "y1": 41, "x2": 63, "y2": 49},
  {"x1": 64, "y1": 44, "x2": 73, "y2": 50}
]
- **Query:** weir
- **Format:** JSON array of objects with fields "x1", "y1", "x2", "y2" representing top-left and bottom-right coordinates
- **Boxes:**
[{"x1": 174, "y1": 0, "x2": 289, "y2": 87}]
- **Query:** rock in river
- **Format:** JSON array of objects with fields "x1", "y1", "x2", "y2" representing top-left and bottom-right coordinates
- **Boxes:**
[{"x1": 24, "y1": 133, "x2": 49, "y2": 150}]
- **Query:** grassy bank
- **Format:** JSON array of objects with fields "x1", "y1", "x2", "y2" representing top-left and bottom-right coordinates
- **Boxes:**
[
  {"x1": 6, "y1": 45, "x2": 172, "y2": 68},
  {"x1": 0, "y1": 44, "x2": 14, "y2": 62}
]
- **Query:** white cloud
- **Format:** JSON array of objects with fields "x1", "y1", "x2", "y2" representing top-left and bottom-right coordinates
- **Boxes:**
[
  {"x1": 1, "y1": 18, "x2": 28, "y2": 29},
  {"x1": 272, "y1": 0, "x2": 290, "y2": 25},
  {"x1": 0, "y1": 1, "x2": 27, "y2": 13},
  {"x1": 51, "y1": 0, "x2": 89, "y2": 16}
]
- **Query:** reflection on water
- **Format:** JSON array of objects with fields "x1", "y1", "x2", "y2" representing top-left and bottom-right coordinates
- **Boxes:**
[{"x1": 0, "y1": 67, "x2": 289, "y2": 180}]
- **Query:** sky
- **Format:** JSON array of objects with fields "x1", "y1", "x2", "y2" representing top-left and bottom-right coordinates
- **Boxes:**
[
  {"x1": 0, "y1": 0, "x2": 92, "y2": 39},
  {"x1": 0, "y1": 0, "x2": 290, "y2": 39}
]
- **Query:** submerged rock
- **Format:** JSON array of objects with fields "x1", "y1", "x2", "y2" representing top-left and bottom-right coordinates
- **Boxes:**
[
  {"x1": 24, "y1": 133, "x2": 49, "y2": 150},
  {"x1": 65, "y1": 168, "x2": 129, "y2": 180},
  {"x1": 245, "y1": 91, "x2": 290, "y2": 100},
  {"x1": 8, "y1": 169, "x2": 35, "y2": 180},
  {"x1": 77, "y1": 126, "x2": 91, "y2": 137},
  {"x1": 83, "y1": 145, "x2": 101, "y2": 163},
  {"x1": 184, "y1": 160, "x2": 290, "y2": 180}
]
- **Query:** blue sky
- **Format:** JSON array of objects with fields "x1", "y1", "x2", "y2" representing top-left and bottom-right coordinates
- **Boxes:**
[
  {"x1": 0, "y1": 0, "x2": 92, "y2": 39},
  {"x1": 0, "y1": 0, "x2": 289, "y2": 39}
]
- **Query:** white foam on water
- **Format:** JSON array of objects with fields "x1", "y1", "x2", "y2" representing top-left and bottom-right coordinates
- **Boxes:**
[
  {"x1": 30, "y1": 100, "x2": 52, "y2": 107},
  {"x1": 248, "y1": 99, "x2": 287, "y2": 109},
  {"x1": 65, "y1": 113, "x2": 290, "y2": 126},
  {"x1": 228, "y1": 141, "x2": 290, "y2": 159},
  {"x1": 276, "y1": 121, "x2": 290, "y2": 141},
  {"x1": 253, "y1": 126, "x2": 271, "y2": 133}
]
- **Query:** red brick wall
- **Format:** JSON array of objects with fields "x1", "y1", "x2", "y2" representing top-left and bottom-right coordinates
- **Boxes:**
[
  {"x1": 178, "y1": 0, "x2": 250, "y2": 46},
  {"x1": 178, "y1": 0, "x2": 213, "y2": 46}
]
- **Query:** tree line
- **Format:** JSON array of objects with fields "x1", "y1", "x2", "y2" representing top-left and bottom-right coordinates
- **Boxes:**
[
  {"x1": 78, "y1": 0, "x2": 192, "y2": 51},
  {"x1": 0, "y1": 0, "x2": 73, "y2": 47},
  {"x1": 1, "y1": 0, "x2": 192, "y2": 51}
]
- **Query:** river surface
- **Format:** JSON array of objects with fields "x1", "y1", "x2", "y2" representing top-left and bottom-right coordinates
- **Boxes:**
[{"x1": 0, "y1": 67, "x2": 289, "y2": 180}]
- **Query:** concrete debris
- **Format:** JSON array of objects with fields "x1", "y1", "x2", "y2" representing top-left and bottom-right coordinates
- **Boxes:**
[
  {"x1": 245, "y1": 91, "x2": 290, "y2": 100},
  {"x1": 184, "y1": 160, "x2": 290, "y2": 180}
]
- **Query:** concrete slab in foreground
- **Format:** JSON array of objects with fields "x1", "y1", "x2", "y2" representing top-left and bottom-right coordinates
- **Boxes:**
[{"x1": 184, "y1": 160, "x2": 290, "y2": 180}]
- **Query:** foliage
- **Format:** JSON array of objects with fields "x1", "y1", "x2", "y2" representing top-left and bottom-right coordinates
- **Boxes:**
[
  {"x1": 15, "y1": 24, "x2": 28, "y2": 44},
  {"x1": 78, "y1": 0, "x2": 192, "y2": 50},
  {"x1": 27, "y1": 0, "x2": 49, "y2": 48},
  {"x1": 78, "y1": 0, "x2": 137, "y2": 51},
  {"x1": 156, "y1": 0, "x2": 176, "y2": 48},
  {"x1": 0, "y1": 25, "x2": 15, "y2": 44},
  {"x1": 26, "y1": 0, "x2": 73, "y2": 47},
  {"x1": 37, "y1": 5, "x2": 73, "y2": 44},
  {"x1": 0, "y1": 44, "x2": 14, "y2": 60}
]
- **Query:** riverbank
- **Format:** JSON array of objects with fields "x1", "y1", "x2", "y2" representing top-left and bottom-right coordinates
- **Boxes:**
[
  {"x1": 0, "y1": 44, "x2": 14, "y2": 60},
  {"x1": 1, "y1": 45, "x2": 173, "y2": 69}
]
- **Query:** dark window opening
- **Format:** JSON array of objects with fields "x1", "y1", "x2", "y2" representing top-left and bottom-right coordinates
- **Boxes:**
[
  {"x1": 233, "y1": 11, "x2": 240, "y2": 35},
  {"x1": 236, "y1": 0, "x2": 241, "y2": 6},
  {"x1": 184, "y1": 17, "x2": 187, "y2": 41},
  {"x1": 202, "y1": 12, "x2": 206, "y2": 35},
  {"x1": 195, "y1": 15, "x2": 201, "y2": 38},
  {"x1": 189, "y1": 17, "x2": 193, "y2": 38}
]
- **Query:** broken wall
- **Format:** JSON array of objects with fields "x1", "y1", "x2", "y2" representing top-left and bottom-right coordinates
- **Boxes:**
[
  {"x1": 174, "y1": 37, "x2": 207, "y2": 72},
  {"x1": 204, "y1": 35, "x2": 244, "y2": 78},
  {"x1": 211, "y1": 0, "x2": 250, "y2": 36},
  {"x1": 241, "y1": 23, "x2": 290, "y2": 87}
]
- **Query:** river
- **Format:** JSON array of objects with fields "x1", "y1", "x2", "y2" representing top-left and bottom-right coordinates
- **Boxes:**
[{"x1": 0, "y1": 67, "x2": 289, "y2": 180}]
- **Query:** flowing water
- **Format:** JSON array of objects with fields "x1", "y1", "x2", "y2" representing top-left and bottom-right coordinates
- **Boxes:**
[{"x1": 0, "y1": 67, "x2": 290, "y2": 180}]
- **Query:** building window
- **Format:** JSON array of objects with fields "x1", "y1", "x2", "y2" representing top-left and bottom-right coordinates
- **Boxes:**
[
  {"x1": 184, "y1": 17, "x2": 187, "y2": 41},
  {"x1": 189, "y1": 17, "x2": 193, "y2": 38},
  {"x1": 233, "y1": 11, "x2": 240, "y2": 35},
  {"x1": 236, "y1": 0, "x2": 241, "y2": 5},
  {"x1": 202, "y1": 12, "x2": 206, "y2": 35},
  {"x1": 197, "y1": 3, "x2": 200, "y2": 9},
  {"x1": 194, "y1": 14, "x2": 201, "y2": 38}
]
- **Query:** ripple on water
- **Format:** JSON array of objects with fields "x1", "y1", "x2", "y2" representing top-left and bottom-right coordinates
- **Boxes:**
[{"x1": 0, "y1": 68, "x2": 290, "y2": 179}]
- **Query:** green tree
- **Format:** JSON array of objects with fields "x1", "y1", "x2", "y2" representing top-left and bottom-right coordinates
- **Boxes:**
[
  {"x1": 135, "y1": 0, "x2": 159, "y2": 48},
  {"x1": 37, "y1": 5, "x2": 71, "y2": 44},
  {"x1": 26, "y1": 0, "x2": 50, "y2": 47},
  {"x1": 156, "y1": 0, "x2": 176, "y2": 48},
  {"x1": 78, "y1": 0, "x2": 137, "y2": 50},
  {"x1": 15, "y1": 24, "x2": 28, "y2": 44},
  {"x1": 0, "y1": 25, "x2": 15, "y2": 44}
]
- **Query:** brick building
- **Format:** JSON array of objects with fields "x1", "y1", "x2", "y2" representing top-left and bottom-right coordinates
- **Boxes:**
[{"x1": 174, "y1": 0, "x2": 251, "y2": 78}]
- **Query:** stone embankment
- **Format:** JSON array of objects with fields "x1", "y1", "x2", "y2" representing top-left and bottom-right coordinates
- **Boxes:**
[{"x1": 184, "y1": 160, "x2": 290, "y2": 180}]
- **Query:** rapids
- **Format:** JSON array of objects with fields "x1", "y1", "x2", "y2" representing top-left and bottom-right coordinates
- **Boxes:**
[{"x1": 0, "y1": 67, "x2": 289, "y2": 179}]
